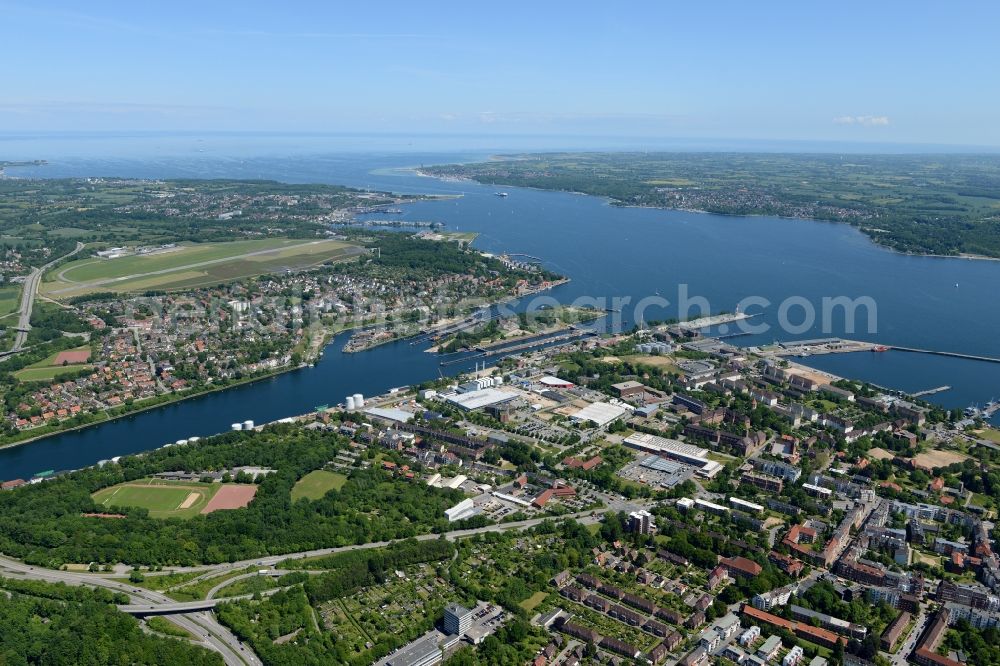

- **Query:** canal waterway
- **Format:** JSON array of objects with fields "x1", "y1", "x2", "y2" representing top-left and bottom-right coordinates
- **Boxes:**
[{"x1": 1, "y1": 133, "x2": 998, "y2": 478}]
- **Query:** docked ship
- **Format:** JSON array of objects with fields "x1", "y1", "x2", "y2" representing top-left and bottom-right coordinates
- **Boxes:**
[{"x1": 871, "y1": 345, "x2": 890, "y2": 352}]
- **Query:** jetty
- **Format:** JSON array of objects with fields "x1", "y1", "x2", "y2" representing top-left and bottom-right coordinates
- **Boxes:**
[
  {"x1": 911, "y1": 385, "x2": 951, "y2": 398},
  {"x1": 889, "y1": 346, "x2": 1000, "y2": 365},
  {"x1": 439, "y1": 329, "x2": 595, "y2": 366}
]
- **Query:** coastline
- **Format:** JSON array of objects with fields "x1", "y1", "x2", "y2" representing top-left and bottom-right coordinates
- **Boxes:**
[{"x1": 414, "y1": 168, "x2": 1000, "y2": 263}]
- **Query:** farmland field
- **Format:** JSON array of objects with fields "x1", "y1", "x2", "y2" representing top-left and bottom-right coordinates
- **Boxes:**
[
  {"x1": 91, "y1": 478, "x2": 221, "y2": 519},
  {"x1": 42, "y1": 238, "x2": 365, "y2": 298},
  {"x1": 291, "y1": 470, "x2": 348, "y2": 502}
]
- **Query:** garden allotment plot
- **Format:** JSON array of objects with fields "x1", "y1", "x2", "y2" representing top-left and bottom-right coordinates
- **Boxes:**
[{"x1": 42, "y1": 238, "x2": 364, "y2": 298}]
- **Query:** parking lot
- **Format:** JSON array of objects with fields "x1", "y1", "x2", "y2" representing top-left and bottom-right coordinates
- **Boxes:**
[{"x1": 617, "y1": 455, "x2": 695, "y2": 489}]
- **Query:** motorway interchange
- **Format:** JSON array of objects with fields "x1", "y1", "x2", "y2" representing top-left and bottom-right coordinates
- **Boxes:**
[{"x1": 0, "y1": 509, "x2": 617, "y2": 665}]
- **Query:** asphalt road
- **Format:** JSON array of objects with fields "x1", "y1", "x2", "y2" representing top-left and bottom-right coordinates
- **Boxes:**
[
  {"x1": 7, "y1": 242, "x2": 84, "y2": 353},
  {"x1": 0, "y1": 509, "x2": 611, "y2": 664},
  {"x1": 892, "y1": 609, "x2": 926, "y2": 666},
  {"x1": 120, "y1": 509, "x2": 605, "y2": 581},
  {"x1": 0, "y1": 554, "x2": 259, "y2": 666}
]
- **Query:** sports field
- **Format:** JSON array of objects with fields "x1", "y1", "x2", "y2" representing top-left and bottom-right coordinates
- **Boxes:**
[
  {"x1": 92, "y1": 479, "x2": 222, "y2": 519},
  {"x1": 291, "y1": 470, "x2": 347, "y2": 502},
  {"x1": 201, "y1": 484, "x2": 257, "y2": 512},
  {"x1": 13, "y1": 344, "x2": 93, "y2": 383},
  {"x1": 42, "y1": 238, "x2": 365, "y2": 298}
]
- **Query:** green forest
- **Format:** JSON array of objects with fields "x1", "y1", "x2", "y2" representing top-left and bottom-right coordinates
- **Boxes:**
[
  {"x1": 0, "y1": 424, "x2": 476, "y2": 567},
  {"x1": 0, "y1": 577, "x2": 221, "y2": 665}
]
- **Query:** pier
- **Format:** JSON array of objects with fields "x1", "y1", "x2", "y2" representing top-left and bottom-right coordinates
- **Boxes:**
[
  {"x1": 889, "y1": 346, "x2": 1000, "y2": 365},
  {"x1": 911, "y1": 385, "x2": 951, "y2": 398},
  {"x1": 504, "y1": 253, "x2": 545, "y2": 263},
  {"x1": 439, "y1": 329, "x2": 595, "y2": 366},
  {"x1": 676, "y1": 311, "x2": 758, "y2": 330}
]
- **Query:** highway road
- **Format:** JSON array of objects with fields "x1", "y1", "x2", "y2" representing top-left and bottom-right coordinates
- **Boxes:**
[
  {"x1": 0, "y1": 509, "x2": 610, "y2": 664},
  {"x1": 6, "y1": 242, "x2": 84, "y2": 354},
  {"x1": 124, "y1": 509, "x2": 606, "y2": 582},
  {"x1": 0, "y1": 553, "x2": 260, "y2": 666}
]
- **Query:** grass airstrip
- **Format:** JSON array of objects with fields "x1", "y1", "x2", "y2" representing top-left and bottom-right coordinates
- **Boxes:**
[
  {"x1": 291, "y1": 470, "x2": 348, "y2": 502},
  {"x1": 42, "y1": 237, "x2": 364, "y2": 298}
]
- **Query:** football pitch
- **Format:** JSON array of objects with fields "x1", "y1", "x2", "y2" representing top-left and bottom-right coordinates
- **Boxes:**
[{"x1": 92, "y1": 479, "x2": 221, "y2": 519}]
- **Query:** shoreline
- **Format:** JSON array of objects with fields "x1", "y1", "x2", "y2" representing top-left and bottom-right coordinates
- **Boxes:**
[
  {"x1": 0, "y1": 320, "x2": 352, "y2": 453},
  {"x1": 414, "y1": 169, "x2": 1000, "y2": 263},
  {"x1": 343, "y1": 277, "x2": 572, "y2": 354},
  {"x1": 0, "y1": 364, "x2": 307, "y2": 452},
  {"x1": 0, "y1": 278, "x2": 572, "y2": 455}
]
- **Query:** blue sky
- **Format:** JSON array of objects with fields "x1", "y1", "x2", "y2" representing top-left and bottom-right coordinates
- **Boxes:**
[{"x1": 2, "y1": 1, "x2": 998, "y2": 146}]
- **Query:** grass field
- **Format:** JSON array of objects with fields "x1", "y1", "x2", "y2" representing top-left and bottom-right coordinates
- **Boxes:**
[
  {"x1": 0, "y1": 285, "x2": 21, "y2": 319},
  {"x1": 976, "y1": 429, "x2": 1000, "y2": 444},
  {"x1": 13, "y1": 365, "x2": 92, "y2": 382},
  {"x1": 146, "y1": 616, "x2": 196, "y2": 640},
  {"x1": 13, "y1": 344, "x2": 93, "y2": 383},
  {"x1": 623, "y1": 354, "x2": 681, "y2": 373},
  {"x1": 519, "y1": 591, "x2": 548, "y2": 612},
  {"x1": 913, "y1": 449, "x2": 970, "y2": 469},
  {"x1": 42, "y1": 238, "x2": 365, "y2": 298},
  {"x1": 92, "y1": 479, "x2": 221, "y2": 519},
  {"x1": 291, "y1": 470, "x2": 348, "y2": 502}
]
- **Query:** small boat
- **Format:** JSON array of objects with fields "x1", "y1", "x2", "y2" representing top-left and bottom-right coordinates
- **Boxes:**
[{"x1": 494, "y1": 192, "x2": 508, "y2": 197}]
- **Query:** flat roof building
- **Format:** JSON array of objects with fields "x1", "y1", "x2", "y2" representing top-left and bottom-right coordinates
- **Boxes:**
[
  {"x1": 383, "y1": 635, "x2": 442, "y2": 666},
  {"x1": 445, "y1": 498, "x2": 477, "y2": 522},
  {"x1": 570, "y1": 401, "x2": 630, "y2": 427},
  {"x1": 443, "y1": 603, "x2": 473, "y2": 636},
  {"x1": 444, "y1": 388, "x2": 518, "y2": 411}
]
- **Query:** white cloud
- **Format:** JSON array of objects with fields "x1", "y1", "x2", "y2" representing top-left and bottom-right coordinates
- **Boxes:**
[{"x1": 833, "y1": 115, "x2": 890, "y2": 127}]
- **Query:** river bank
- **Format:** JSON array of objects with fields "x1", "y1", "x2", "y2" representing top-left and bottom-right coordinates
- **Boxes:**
[{"x1": 0, "y1": 364, "x2": 304, "y2": 453}]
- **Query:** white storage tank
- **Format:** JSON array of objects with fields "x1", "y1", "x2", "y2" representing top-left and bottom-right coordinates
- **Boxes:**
[
  {"x1": 231, "y1": 423, "x2": 243, "y2": 431},
  {"x1": 353, "y1": 393, "x2": 365, "y2": 408},
  {"x1": 243, "y1": 420, "x2": 255, "y2": 430},
  {"x1": 345, "y1": 396, "x2": 356, "y2": 410}
]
